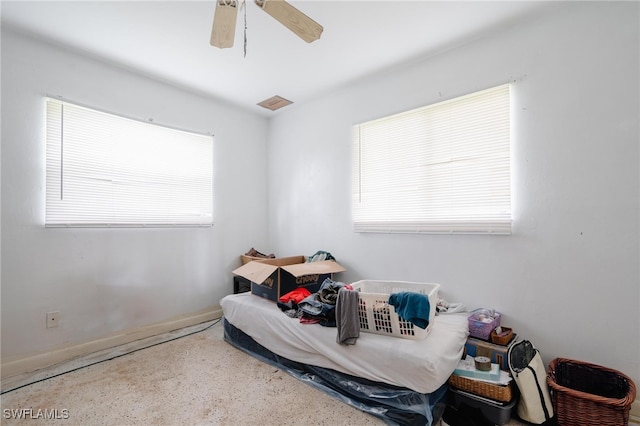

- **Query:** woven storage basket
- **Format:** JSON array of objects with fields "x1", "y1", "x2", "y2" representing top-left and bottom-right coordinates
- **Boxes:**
[
  {"x1": 547, "y1": 358, "x2": 637, "y2": 426},
  {"x1": 490, "y1": 327, "x2": 514, "y2": 346},
  {"x1": 448, "y1": 374, "x2": 514, "y2": 403}
]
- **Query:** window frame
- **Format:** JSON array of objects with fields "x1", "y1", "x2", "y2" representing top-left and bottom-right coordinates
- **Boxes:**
[
  {"x1": 351, "y1": 84, "x2": 512, "y2": 235},
  {"x1": 45, "y1": 97, "x2": 214, "y2": 228}
]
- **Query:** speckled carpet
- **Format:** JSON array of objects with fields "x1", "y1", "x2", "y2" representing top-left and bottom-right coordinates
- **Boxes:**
[
  {"x1": 1, "y1": 320, "x2": 383, "y2": 425},
  {"x1": 1, "y1": 320, "x2": 527, "y2": 426}
]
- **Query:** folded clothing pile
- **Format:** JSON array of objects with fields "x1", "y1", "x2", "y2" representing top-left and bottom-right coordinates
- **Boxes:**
[{"x1": 244, "y1": 247, "x2": 275, "y2": 259}]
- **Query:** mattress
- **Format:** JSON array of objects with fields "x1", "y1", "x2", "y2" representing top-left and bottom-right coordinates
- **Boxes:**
[
  {"x1": 220, "y1": 292, "x2": 469, "y2": 393},
  {"x1": 223, "y1": 318, "x2": 448, "y2": 426}
]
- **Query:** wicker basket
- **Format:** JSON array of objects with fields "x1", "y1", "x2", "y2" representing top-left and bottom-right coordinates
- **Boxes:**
[
  {"x1": 547, "y1": 358, "x2": 637, "y2": 426},
  {"x1": 448, "y1": 374, "x2": 514, "y2": 403},
  {"x1": 490, "y1": 327, "x2": 514, "y2": 346}
]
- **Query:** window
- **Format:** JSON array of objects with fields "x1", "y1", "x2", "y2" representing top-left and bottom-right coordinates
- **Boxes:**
[
  {"x1": 45, "y1": 98, "x2": 213, "y2": 227},
  {"x1": 352, "y1": 84, "x2": 511, "y2": 234}
]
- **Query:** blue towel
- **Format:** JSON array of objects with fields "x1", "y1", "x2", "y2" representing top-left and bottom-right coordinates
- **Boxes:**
[{"x1": 388, "y1": 292, "x2": 431, "y2": 329}]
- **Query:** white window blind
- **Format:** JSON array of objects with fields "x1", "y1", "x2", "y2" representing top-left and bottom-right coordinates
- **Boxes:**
[
  {"x1": 352, "y1": 84, "x2": 511, "y2": 234},
  {"x1": 45, "y1": 98, "x2": 214, "y2": 227}
]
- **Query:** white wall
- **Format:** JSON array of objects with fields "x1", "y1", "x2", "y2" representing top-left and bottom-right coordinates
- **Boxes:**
[
  {"x1": 267, "y1": 2, "x2": 639, "y2": 386},
  {"x1": 1, "y1": 30, "x2": 269, "y2": 359}
]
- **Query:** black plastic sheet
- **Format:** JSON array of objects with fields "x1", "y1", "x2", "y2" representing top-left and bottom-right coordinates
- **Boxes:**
[{"x1": 223, "y1": 318, "x2": 447, "y2": 426}]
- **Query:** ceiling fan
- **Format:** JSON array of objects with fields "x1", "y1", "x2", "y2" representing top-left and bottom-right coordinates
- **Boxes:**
[{"x1": 210, "y1": 0, "x2": 323, "y2": 49}]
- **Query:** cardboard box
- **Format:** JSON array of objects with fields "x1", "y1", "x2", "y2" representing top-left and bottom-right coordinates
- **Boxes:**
[
  {"x1": 232, "y1": 255, "x2": 346, "y2": 302},
  {"x1": 464, "y1": 335, "x2": 518, "y2": 371}
]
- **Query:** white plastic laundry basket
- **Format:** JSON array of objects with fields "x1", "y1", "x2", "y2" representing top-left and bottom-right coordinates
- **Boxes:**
[{"x1": 351, "y1": 280, "x2": 440, "y2": 340}]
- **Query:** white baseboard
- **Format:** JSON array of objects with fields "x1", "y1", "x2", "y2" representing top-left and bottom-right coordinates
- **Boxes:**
[{"x1": 1, "y1": 306, "x2": 222, "y2": 380}]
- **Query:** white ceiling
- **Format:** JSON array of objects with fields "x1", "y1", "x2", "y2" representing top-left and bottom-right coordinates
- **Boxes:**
[{"x1": 1, "y1": 1, "x2": 557, "y2": 117}]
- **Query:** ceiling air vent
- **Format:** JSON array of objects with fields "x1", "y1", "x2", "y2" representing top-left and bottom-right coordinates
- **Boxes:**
[{"x1": 257, "y1": 95, "x2": 293, "y2": 111}]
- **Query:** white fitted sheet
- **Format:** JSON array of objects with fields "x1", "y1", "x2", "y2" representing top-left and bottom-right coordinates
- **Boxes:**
[{"x1": 220, "y1": 292, "x2": 469, "y2": 393}]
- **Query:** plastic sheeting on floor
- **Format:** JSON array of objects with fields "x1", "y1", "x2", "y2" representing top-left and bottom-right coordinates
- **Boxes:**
[{"x1": 223, "y1": 319, "x2": 447, "y2": 426}]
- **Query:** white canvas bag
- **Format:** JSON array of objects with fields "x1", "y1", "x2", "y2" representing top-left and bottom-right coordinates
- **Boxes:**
[{"x1": 508, "y1": 340, "x2": 554, "y2": 424}]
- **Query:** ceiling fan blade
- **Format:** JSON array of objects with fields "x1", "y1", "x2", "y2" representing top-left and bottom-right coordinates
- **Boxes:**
[
  {"x1": 255, "y1": 0, "x2": 323, "y2": 43},
  {"x1": 210, "y1": 0, "x2": 238, "y2": 48}
]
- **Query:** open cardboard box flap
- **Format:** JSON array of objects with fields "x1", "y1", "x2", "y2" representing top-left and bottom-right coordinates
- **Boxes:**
[
  {"x1": 232, "y1": 255, "x2": 345, "y2": 283},
  {"x1": 232, "y1": 261, "x2": 279, "y2": 285},
  {"x1": 281, "y1": 260, "x2": 346, "y2": 277}
]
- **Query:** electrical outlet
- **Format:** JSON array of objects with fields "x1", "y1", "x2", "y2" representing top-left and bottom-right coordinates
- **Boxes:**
[{"x1": 46, "y1": 311, "x2": 60, "y2": 328}]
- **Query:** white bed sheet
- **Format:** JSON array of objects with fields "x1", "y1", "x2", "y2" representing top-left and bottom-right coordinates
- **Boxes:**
[{"x1": 220, "y1": 292, "x2": 469, "y2": 393}]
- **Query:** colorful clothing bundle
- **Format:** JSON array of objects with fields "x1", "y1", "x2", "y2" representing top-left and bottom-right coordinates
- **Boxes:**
[{"x1": 297, "y1": 278, "x2": 347, "y2": 326}]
